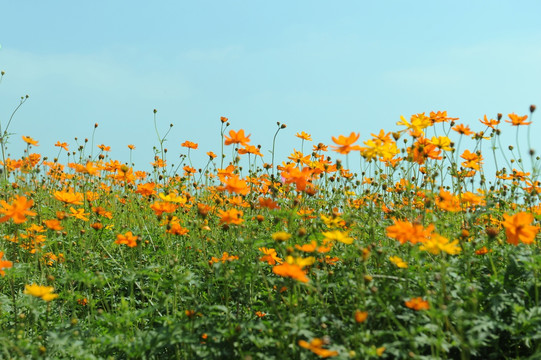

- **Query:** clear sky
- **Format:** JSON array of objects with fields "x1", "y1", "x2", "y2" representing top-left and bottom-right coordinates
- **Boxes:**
[{"x1": 1, "y1": 1, "x2": 540, "y2": 174}]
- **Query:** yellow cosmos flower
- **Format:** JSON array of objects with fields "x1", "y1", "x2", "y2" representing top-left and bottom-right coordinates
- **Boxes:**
[
  {"x1": 271, "y1": 231, "x2": 292, "y2": 242},
  {"x1": 24, "y1": 284, "x2": 58, "y2": 302},
  {"x1": 322, "y1": 230, "x2": 353, "y2": 244}
]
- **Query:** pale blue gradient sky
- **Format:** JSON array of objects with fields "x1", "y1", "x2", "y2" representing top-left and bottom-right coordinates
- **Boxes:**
[{"x1": 1, "y1": 1, "x2": 540, "y2": 175}]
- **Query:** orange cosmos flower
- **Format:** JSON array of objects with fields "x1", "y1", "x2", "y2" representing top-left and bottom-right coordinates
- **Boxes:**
[
  {"x1": 224, "y1": 129, "x2": 251, "y2": 146},
  {"x1": 479, "y1": 115, "x2": 500, "y2": 129},
  {"x1": 259, "y1": 247, "x2": 283, "y2": 265},
  {"x1": 0, "y1": 195, "x2": 37, "y2": 224},
  {"x1": 44, "y1": 219, "x2": 63, "y2": 231},
  {"x1": 207, "y1": 151, "x2": 217, "y2": 159},
  {"x1": 258, "y1": 197, "x2": 281, "y2": 210},
  {"x1": 22, "y1": 135, "x2": 39, "y2": 146},
  {"x1": 506, "y1": 113, "x2": 531, "y2": 126},
  {"x1": 181, "y1": 140, "x2": 198, "y2": 149},
  {"x1": 115, "y1": 231, "x2": 138, "y2": 247},
  {"x1": 298, "y1": 338, "x2": 338, "y2": 358},
  {"x1": 150, "y1": 201, "x2": 179, "y2": 216},
  {"x1": 135, "y1": 182, "x2": 157, "y2": 196},
  {"x1": 272, "y1": 262, "x2": 309, "y2": 283},
  {"x1": 354, "y1": 310, "x2": 368, "y2": 323},
  {"x1": 295, "y1": 131, "x2": 312, "y2": 141},
  {"x1": 405, "y1": 297, "x2": 430, "y2": 311},
  {"x1": 460, "y1": 150, "x2": 483, "y2": 171},
  {"x1": 55, "y1": 141, "x2": 69, "y2": 151},
  {"x1": 330, "y1": 132, "x2": 361, "y2": 154},
  {"x1": 209, "y1": 252, "x2": 239, "y2": 264},
  {"x1": 97, "y1": 144, "x2": 111, "y2": 152},
  {"x1": 53, "y1": 190, "x2": 84, "y2": 205},
  {"x1": 218, "y1": 208, "x2": 244, "y2": 225},
  {"x1": 452, "y1": 124, "x2": 474, "y2": 136},
  {"x1": 0, "y1": 251, "x2": 13, "y2": 277},
  {"x1": 69, "y1": 207, "x2": 89, "y2": 221},
  {"x1": 127, "y1": 144, "x2": 136, "y2": 150},
  {"x1": 386, "y1": 219, "x2": 434, "y2": 244},
  {"x1": 502, "y1": 212, "x2": 539, "y2": 245},
  {"x1": 222, "y1": 175, "x2": 249, "y2": 195}
]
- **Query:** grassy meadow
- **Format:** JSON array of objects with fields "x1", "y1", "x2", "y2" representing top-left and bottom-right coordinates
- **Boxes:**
[{"x1": 1, "y1": 83, "x2": 541, "y2": 358}]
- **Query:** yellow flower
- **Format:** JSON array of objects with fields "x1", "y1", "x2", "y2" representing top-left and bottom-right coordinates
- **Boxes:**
[
  {"x1": 271, "y1": 231, "x2": 292, "y2": 242},
  {"x1": 24, "y1": 284, "x2": 58, "y2": 302},
  {"x1": 322, "y1": 230, "x2": 353, "y2": 244},
  {"x1": 389, "y1": 256, "x2": 408, "y2": 268},
  {"x1": 419, "y1": 234, "x2": 461, "y2": 255}
]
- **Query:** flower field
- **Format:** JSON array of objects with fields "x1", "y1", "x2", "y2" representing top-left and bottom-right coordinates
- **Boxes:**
[{"x1": 1, "y1": 88, "x2": 541, "y2": 358}]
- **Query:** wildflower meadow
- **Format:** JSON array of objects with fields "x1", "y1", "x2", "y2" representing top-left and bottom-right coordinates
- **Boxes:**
[{"x1": 1, "y1": 70, "x2": 541, "y2": 359}]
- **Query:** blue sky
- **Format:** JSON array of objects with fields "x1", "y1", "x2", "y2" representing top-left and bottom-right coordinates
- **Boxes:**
[{"x1": 1, "y1": 1, "x2": 540, "y2": 174}]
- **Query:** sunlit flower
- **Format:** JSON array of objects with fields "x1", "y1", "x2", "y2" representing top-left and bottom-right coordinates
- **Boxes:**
[
  {"x1": 502, "y1": 212, "x2": 539, "y2": 245},
  {"x1": 389, "y1": 256, "x2": 408, "y2": 268},
  {"x1": 331, "y1": 132, "x2": 361, "y2": 154},
  {"x1": 224, "y1": 129, "x2": 251, "y2": 146},
  {"x1": 405, "y1": 297, "x2": 429, "y2": 310},
  {"x1": 452, "y1": 124, "x2": 474, "y2": 136},
  {"x1": 181, "y1": 140, "x2": 198, "y2": 149},
  {"x1": 218, "y1": 208, "x2": 244, "y2": 225},
  {"x1": 271, "y1": 231, "x2": 292, "y2": 242},
  {"x1": 506, "y1": 113, "x2": 531, "y2": 126},
  {"x1": 354, "y1": 310, "x2": 368, "y2": 323},
  {"x1": 295, "y1": 131, "x2": 312, "y2": 141},
  {"x1": 0, "y1": 196, "x2": 37, "y2": 224},
  {"x1": 322, "y1": 230, "x2": 353, "y2": 244},
  {"x1": 272, "y1": 263, "x2": 309, "y2": 283},
  {"x1": 419, "y1": 233, "x2": 461, "y2": 255},
  {"x1": 386, "y1": 219, "x2": 434, "y2": 245},
  {"x1": 115, "y1": 231, "x2": 138, "y2": 247},
  {"x1": 24, "y1": 284, "x2": 58, "y2": 302},
  {"x1": 259, "y1": 247, "x2": 283, "y2": 265},
  {"x1": 0, "y1": 251, "x2": 13, "y2": 277},
  {"x1": 55, "y1": 141, "x2": 69, "y2": 151},
  {"x1": 298, "y1": 338, "x2": 338, "y2": 358},
  {"x1": 69, "y1": 207, "x2": 89, "y2": 221},
  {"x1": 22, "y1": 135, "x2": 39, "y2": 146}
]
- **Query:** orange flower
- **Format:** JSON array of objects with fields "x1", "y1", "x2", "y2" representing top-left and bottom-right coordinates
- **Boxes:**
[
  {"x1": 181, "y1": 140, "x2": 198, "y2": 149},
  {"x1": 298, "y1": 338, "x2": 338, "y2": 358},
  {"x1": 222, "y1": 175, "x2": 249, "y2": 195},
  {"x1": 218, "y1": 208, "x2": 244, "y2": 225},
  {"x1": 127, "y1": 144, "x2": 136, "y2": 150},
  {"x1": 69, "y1": 207, "x2": 89, "y2": 221},
  {"x1": 22, "y1": 135, "x2": 39, "y2": 146},
  {"x1": 0, "y1": 251, "x2": 13, "y2": 277},
  {"x1": 506, "y1": 113, "x2": 531, "y2": 126},
  {"x1": 97, "y1": 144, "x2": 111, "y2": 151},
  {"x1": 273, "y1": 262, "x2": 309, "y2": 283},
  {"x1": 354, "y1": 310, "x2": 368, "y2": 323},
  {"x1": 502, "y1": 212, "x2": 539, "y2": 245},
  {"x1": 44, "y1": 219, "x2": 63, "y2": 231},
  {"x1": 150, "y1": 201, "x2": 179, "y2": 216},
  {"x1": 460, "y1": 150, "x2": 483, "y2": 171},
  {"x1": 295, "y1": 131, "x2": 312, "y2": 141},
  {"x1": 55, "y1": 141, "x2": 69, "y2": 151},
  {"x1": 224, "y1": 129, "x2": 251, "y2": 146},
  {"x1": 0, "y1": 195, "x2": 37, "y2": 224},
  {"x1": 54, "y1": 190, "x2": 84, "y2": 205},
  {"x1": 136, "y1": 182, "x2": 157, "y2": 196},
  {"x1": 258, "y1": 197, "x2": 280, "y2": 210},
  {"x1": 259, "y1": 247, "x2": 283, "y2": 265},
  {"x1": 115, "y1": 231, "x2": 138, "y2": 247},
  {"x1": 209, "y1": 252, "x2": 239, "y2": 264},
  {"x1": 405, "y1": 297, "x2": 430, "y2": 310},
  {"x1": 207, "y1": 151, "x2": 217, "y2": 159},
  {"x1": 479, "y1": 115, "x2": 500, "y2": 129},
  {"x1": 331, "y1": 132, "x2": 361, "y2": 154},
  {"x1": 386, "y1": 219, "x2": 434, "y2": 244},
  {"x1": 452, "y1": 124, "x2": 474, "y2": 136}
]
